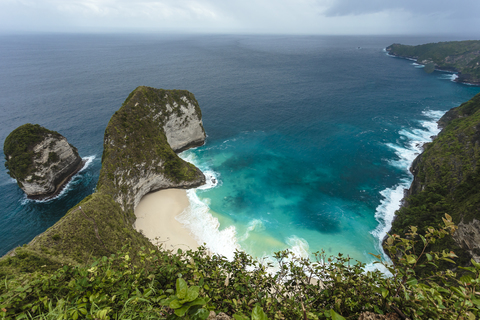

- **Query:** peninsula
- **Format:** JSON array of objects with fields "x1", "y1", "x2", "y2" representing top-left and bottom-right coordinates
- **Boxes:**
[
  {"x1": 386, "y1": 40, "x2": 480, "y2": 84},
  {"x1": 0, "y1": 86, "x2": 206, "y2": 270}
]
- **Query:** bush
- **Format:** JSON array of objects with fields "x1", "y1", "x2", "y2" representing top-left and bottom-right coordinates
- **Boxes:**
[{"x1": 1, "y1": 215, "x2": 478, "y2": 319}]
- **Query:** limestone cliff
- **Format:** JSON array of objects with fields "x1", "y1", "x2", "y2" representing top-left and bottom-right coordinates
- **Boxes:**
[
  {"x1": 1, "y1": 87, "x2": 207, "y2": 270},
  {"x1": 4, "y1": 124, "x2": 83, "y2": 199},
  {"x1": 98, "y1": 86, "x2": 206, "y2": 213},
  {"x1": 389, "y1": 92, "x2": 480, "y2": 268}
]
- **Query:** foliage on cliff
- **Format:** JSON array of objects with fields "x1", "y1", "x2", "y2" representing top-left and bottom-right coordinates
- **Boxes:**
[
  {"x1": 0, "y1": 87, "x2": 205, "y2": 279},
  {"x1": 3, "y1": 124, "x2": 63, "y2": 182},
  {"x1": 390, "y1": 92, "x2": 480, "y2": 269},
  {"x1": 386, "y1": 41, "x2": 480, "y2": 84},
  {"x1": 1, "y1": 216, "x2": 478, "y2": 319},
  {"x1": 98, "y1": 86, "x2": 204, "y2": 212}
]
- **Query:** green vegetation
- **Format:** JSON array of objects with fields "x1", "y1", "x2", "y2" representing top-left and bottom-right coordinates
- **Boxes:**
[
  {"x1": 387, "y1": 40, "x2": 480, "y2": 83},
  {"x1": 4, "y1": 87, "x2": 480, "y2": 318},
  {"x1": 0, "y1": 86, "x2": 204, "y2": 285},
  {"x1": 1, "y1": 216, "x2": 478, "y2": 319},
  {"x1": 3, "y1": 124, "x2": 61, "y2": 182},
  {"x1": 390, "y1": 92, "x2": 480, "y2": 271},
  {"x1": 98, "y1": 86, "x2": 204, "y2": 213}
]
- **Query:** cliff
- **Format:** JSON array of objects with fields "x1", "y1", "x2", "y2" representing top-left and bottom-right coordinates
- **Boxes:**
[
  {"x1": 386, "y1": 41, "x2": 480, "y2": 85},
  {"x1": 0, "y1": 86, "x2": 206, "y2": 274},
  {"x1": 3, "y1": 124, "x2": 83, "y2": 199},
  {"x1": 389, "y1": 92, "x2": 480, "y2": 267}
]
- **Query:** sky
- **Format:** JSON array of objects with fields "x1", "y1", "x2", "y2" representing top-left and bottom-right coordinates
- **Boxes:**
[{"x1": 0, "y1": 0, "x2": 479, "y2": 35}]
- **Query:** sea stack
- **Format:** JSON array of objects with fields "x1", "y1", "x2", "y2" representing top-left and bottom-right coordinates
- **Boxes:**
[{"x1": 4, "y1": 124, "x2": 83, "y2": 199}]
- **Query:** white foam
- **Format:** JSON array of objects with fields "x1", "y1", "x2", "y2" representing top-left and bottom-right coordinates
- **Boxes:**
[
  {"x1": 239, "y1": 219, "x2": 266, "y2": 241},
  {"x1": 176, "y1": 189, "x2": 239, "y2": 261},
  {"x1": 178, "y1": 150, "x2": 239, "y2": 260},
  {"x1": 286, "y1": 236, "x2": 310, "y2": 259},
  {"x1": 371, "y1": 110, "x2": 446, "y2": 267},
  {"x1": 21, "y1": 155, "x2": 96, "y2": 204}
]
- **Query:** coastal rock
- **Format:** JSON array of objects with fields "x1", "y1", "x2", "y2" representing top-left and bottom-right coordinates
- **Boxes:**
[
  {"x1": 4, "y1": 124, "x2": 83, "y2": 199},
  {"x1": 454, "y1": 219, "x2": 480, "y2": 262},
  {"x1": 389, "y1": 92, "x2": 480, "y2": 269},
  {"x1": 386, "y1": 41, "x2": 480, "y2": 85},
  {"x1": 98, "y1": 86, "x2": 206, "y2": 213}
]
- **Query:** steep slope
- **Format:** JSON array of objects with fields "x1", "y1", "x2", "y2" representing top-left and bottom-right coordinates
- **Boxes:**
[
  {"x1": 386, "y1": 41, "x2": 480, "y2": 84},
  {"x1": 4, "y1": 124, "x2": 83, "y2": 199},
  {"x1": 0, "y1": 86, "x2": 206, "y2": 276},
  {"x1": 389, "y1": 92, "x2": 480, "y2": 267}
]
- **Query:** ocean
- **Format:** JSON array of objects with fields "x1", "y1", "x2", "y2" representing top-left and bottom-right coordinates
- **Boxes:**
[{"x1": 1, "y1": 34, "x2": 479, "y2": 267}]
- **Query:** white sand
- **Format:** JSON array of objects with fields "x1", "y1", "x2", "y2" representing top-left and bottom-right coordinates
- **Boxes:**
[{"x1": 134, "y1": 189, "x2": 199, "y2": 252}]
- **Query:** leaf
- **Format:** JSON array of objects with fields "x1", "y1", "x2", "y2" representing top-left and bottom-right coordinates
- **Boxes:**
[
  {"x1": 176, "y1": 278, "x2": 188, "y2": 299},
  {"x1": 190, "y1": 308, "x2": 210, "y2": 320},
  {"x1": 233, "y1": 314, "x2": 249, "y2": 320},
  {"x1": 406, "y1": 255, "x2": 416, "y2": 265},
  {"x1": 170, "y1": 299, "x2": 182, "y2": 309},
  {"x1": 174, "y1": 304, "x2": 190, "y2": 317},
  {"x1": 380, "y1": 287, "x2": 389, "y2": 298},
  {"x1": 186, "y1": 286, "x2": 200, "y2": 302},
  {"x1": 251, "y1": 305, "x2": 268, "y2": 320},
  {"x1": 406, "y1": 278, "x2": 418, "y2": 286},
  {"x1": 426, "y1": 253, "x2": 433, "y2": 261},
  {"x1": 330, "y1": 309, "x2": 346, "y2": 320}
]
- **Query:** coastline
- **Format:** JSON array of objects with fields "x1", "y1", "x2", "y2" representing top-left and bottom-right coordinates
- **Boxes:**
[{"x1": 134, "y1": 189, "x2": 200, "y2": 252}]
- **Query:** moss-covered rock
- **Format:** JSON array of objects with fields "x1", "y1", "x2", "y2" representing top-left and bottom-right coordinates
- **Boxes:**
[
  {"x1": 1, "y1": 86, "x2": 207, "y2": 276},
  {"x1": 3, "y1": 123, "x2": 83, "y2": 199}
]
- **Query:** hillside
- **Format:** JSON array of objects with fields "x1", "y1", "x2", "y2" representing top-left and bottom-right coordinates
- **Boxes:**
[
  {"x1": 0, "y1": 86, "x2": 206, "y2": 277},
  {"x1": 386, "y1": 41, "x2": 480, "y2": 84},
  {"x1": 389, "y1": 92, "x2": 480, "y2": 268}
]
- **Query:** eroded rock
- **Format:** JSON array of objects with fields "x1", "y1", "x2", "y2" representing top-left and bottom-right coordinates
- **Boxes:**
[{"x1": 4, "y1": 124, "x2": 83, "y2": 199}]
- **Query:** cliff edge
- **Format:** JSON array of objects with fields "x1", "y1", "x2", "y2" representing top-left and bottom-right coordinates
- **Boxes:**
[
  {"x1": 3, "y1": 124, "x2": 83, "y2": 199},
  {"x1": 0, "y1": 86, "x2": 206, "y2": 273},
  {"x1": 389, "y1": 92, "x2": 480, "y2": 268},
  {"x1": 386, "y1": 40, "x2": 480, "y2": 85}
]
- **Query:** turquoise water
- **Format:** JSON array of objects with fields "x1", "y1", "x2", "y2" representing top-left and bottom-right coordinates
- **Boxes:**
[{"x1": 1, "y1": 34, "x2": 479, "y2": 264}]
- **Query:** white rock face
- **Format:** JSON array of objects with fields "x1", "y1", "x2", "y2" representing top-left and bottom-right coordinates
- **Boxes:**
[
  {"x1": 164, "y1": 99, "x2": 206, "y2": 152},
  {"x1": 100, "y1": 87, "x2": 207, "y2": 213},
  {"x1": 21, "y1": 135, "x2": 83, "y2": 198}
]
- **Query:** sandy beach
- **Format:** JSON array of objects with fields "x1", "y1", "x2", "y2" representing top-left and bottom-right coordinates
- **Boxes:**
[{"x1": 134, "y1": 189, "x2": 199, "y2": 252}]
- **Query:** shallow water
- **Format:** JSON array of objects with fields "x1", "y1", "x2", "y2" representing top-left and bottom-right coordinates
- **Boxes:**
[{"x1": 0, "y1": 34, "x2": 479, "y2": 263}]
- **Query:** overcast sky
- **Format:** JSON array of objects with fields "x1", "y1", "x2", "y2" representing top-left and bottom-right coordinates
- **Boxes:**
[{"x1": 1, "y1": 0, "x2": 479, "y2": 35}]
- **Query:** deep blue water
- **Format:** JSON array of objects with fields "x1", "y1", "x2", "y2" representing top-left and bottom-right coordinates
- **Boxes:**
[{"x1": 1, "y1": 34, "x2": 479, "y2": 264}]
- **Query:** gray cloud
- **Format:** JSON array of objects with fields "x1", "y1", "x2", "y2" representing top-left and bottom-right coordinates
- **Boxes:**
[
  {"x1": 324, "y1": 0, "x2": 480, "y2": 18},
  {"x1": 0, "y1": 0, "x2": 479, "y2": 35}
]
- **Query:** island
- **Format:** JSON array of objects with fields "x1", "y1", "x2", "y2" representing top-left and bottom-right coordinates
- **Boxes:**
[
  {"x1": 386, "y1": 40, "x2": 480, "y2": 85},
  {"x1": 4, "y1": 124, "x2": 84, "y2": 199}
]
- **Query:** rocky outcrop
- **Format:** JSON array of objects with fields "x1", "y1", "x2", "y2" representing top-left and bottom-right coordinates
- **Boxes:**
[
  {"x1": 386, "y1": 41, "x2": 480, "y2": 85},
  {"x1": 4, "y1": 124, "x2": 83, "y2": 199},
  {"x1": 1, "y1": 87, "x2": 207, "y2": 268},
  {"x1": 98, "y1": 86, "x2": 206, "y2": 213},
  {"x1": 389, "y1": 92, "x2": 480, "y2": 268}
]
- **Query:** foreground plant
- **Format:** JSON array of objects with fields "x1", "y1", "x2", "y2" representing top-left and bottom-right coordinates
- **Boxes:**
[{"x1": 1, "y1": 214, "x2": 478, "y2": 319}]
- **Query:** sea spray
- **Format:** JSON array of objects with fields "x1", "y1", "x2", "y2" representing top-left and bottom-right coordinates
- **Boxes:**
[{"x1": 370, "y1": 110, "x2": 445, "y2": 264}]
